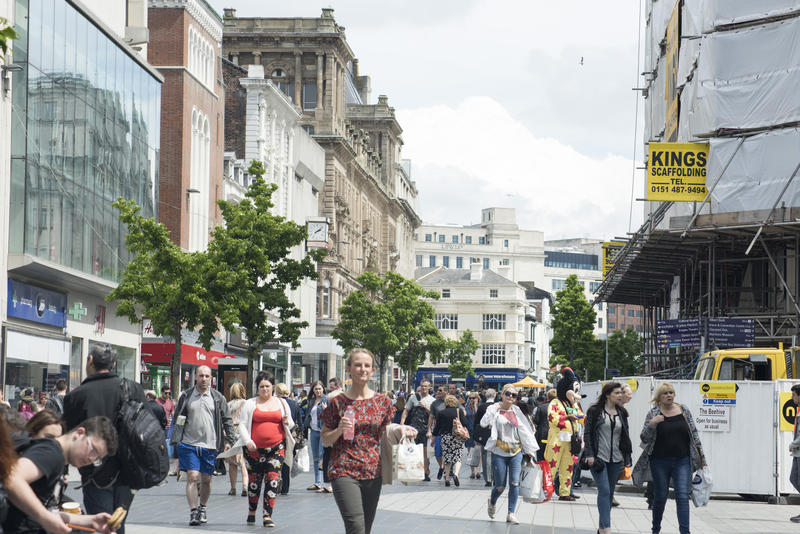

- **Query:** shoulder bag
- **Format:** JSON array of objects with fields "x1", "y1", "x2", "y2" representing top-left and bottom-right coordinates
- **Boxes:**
[
  {"x1": 452, "y1": 409, "x2": 470, "y2": 442},
  {"x1": 560, "y1": 400, "x2": 582, "y2": 455}
]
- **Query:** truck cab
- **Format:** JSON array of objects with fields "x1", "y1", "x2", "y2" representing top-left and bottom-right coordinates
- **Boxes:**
[{"x1": 694, "y1": 347, "x2": 795, "y2": 381}]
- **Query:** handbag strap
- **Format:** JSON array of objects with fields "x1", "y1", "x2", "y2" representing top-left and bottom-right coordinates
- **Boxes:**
[
  {"x1": 681, "y1": 408, "x2": 705, "y2": 465},
  {"x1": 560, "y1": 400, "x2": 577, "y2": 435}
]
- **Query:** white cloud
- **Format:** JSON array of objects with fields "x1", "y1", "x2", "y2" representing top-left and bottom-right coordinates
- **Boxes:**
[{"x1": 398, "y1": 97, "x2": 643, "y2": 239}]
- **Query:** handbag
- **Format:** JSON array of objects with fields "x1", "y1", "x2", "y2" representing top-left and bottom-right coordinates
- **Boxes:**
[
  {"x1": 560, "y1": 401, "x2": 582, "y2": 455},
  {"x1": 452, "y1": 414, "x2": 469, "y2": 442},
  {"x1": 393, "y1": 437, "x2": 425, "y2": 483},
  {"x1": 619, "y1": 466, "x2": 632, "y2": 480},
  {"x1": 465, "y1": 446, "x2": 481, "y2": 467},
  {"x1": 291, "y1": 445, "x2": 310, "y2": 477}
]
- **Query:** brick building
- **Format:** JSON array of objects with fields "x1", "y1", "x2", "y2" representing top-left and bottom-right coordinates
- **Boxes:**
[
  {"x1": 606, "y1": 303, "x2": 645, "y2": 334},
  {"x1": 148, "y1": 0, "x2": 225, "y2": 251}
]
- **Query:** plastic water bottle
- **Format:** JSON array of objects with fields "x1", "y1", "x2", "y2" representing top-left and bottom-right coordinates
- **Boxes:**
[{"x1": 343, "y1": 406, "x2": 355, "y2": 440}]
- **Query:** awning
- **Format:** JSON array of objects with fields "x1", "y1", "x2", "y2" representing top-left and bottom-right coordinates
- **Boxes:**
[{"x1": 141, "y1": 342, "x2": 235, "y2": 370}]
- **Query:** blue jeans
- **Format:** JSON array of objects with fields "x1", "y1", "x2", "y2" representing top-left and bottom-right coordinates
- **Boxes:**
[
  {"x1": 491, "y1": 452, "x2": 522, "y2": 514},
  {"x1": 590, "y1": 461, "x2": 624, "y2": 529},
  {"x1": 650, "y1": 456, "x2": 691, "y2": 534},
  {"x1": 83, "y1": 484, "x2": 135, "y2": 534},
  {"x1": 310, "y1": 429, "x2": 324, "y2": 485}
]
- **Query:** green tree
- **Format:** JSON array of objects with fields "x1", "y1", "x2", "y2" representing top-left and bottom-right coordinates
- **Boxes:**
[
  {"x1": 0, "y1": 17, "x2": 19, "y2": 60},
  {"x1": 550, "y1": 274, "x2": 597, "y2": 368},
  {"x1": 445, "y1": 330, "x2": 480, "y2": 379},
  {"x1": 333, "y1": 271, "x2": 448, "y2": 392},
  {"x1": 107, "y1": 199, "x2": 222, "y2": 395},
  {"x1": 208, "y1": 160, "x2": 324, "y2": 396},
  {"x1": 606, "y1": 327, "x2": 644, "y2": 377}
]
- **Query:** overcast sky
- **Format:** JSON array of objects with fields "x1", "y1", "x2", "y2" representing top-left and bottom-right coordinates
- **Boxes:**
[{"x1": 209, "y1": 0, "x2": 647, "y2": 241}]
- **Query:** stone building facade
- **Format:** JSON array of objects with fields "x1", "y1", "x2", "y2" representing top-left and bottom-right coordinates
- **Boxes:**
[
  {"x1": 222, "y1": 8, "x2": 420, "y2": 384},
  {"x1": 148, "y1": 0, "x2": 225, "y2": 251}
]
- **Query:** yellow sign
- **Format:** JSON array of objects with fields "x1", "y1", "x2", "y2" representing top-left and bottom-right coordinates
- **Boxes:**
[
  {"x1": 664, "y1": 1, "x2": 680, "y2": 142},
  {"x1": 647, "y1": 142, "x2": 709, "y2": 202},
  {"x1": 779, "y1": 392, "x2": 796, "y2": 432},
  {"x1": 627, "y1": 379, "x2": 638, "y2": 391},
  {"x1": 699, "y1": 382, "x2": 737, "y2": 399},
  {"x1": 602, "y1": 241, "x2": 625, "y2": 277}
]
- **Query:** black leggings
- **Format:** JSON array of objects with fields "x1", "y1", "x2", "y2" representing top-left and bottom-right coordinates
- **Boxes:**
[{"x1": 332, "y1": 476, "x2": 382, "y2": 534}]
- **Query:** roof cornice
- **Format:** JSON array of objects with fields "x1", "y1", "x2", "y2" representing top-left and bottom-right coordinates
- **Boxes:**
[{"x1": 149, "y1": 0, "x2": 223, "y2": 42}]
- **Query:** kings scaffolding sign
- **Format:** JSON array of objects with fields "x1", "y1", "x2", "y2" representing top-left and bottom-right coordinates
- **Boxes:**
[{"x1": 647, "y1": 142, "x2": 709, "y2": 202}]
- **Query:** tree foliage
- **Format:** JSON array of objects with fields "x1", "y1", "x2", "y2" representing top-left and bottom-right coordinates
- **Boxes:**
[
  {"x1": 0, "y1": 17, "x2": 19, "y2": 60},
  {"x1": 605, "y1": 328, "x2": 644, "y2": 378},
  {"x1": 107, "y1": 199, "x2": 223, "y2": 395},
  {"x1": 550, "y1": 274, "x2": 597, "y2": 368},
  {"x1": 208, "y1": 160, "x2": 324, "y2": 395},
  {"x1": 445, "y1": 330, "x2": 480, "y2": 379}
]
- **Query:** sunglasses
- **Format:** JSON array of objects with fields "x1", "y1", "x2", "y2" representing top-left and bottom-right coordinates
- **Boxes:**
[{"x1": 504, "y1": 391, "x2": 518, "y2": 399}]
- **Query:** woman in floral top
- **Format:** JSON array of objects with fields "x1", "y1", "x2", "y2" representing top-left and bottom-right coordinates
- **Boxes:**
[{"x1": 321, "y1": 348, "x2": 416, "y2": 534}]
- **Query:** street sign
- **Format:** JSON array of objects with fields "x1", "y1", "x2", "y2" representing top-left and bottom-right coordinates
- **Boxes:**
[
  {"x1": 696, "y1": 405, "x2": 730, "y2": 432},
  {"x1": 606, "y1": 368, "x2": 621, "y2": 377},
  {"x1": 702, "y1": 398, "x2": 736, "y2": 405},
  {"x1": 707, "y1": 318, "x2": 755, "y2": 348}
]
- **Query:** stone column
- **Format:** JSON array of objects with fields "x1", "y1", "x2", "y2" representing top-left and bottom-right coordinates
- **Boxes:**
[
  {"x1": 253, "y1": 51, "x2": 261, "y2": 65},
  {"x1": 326, "y1": 55, "x2": 336, "y2": 117},
  {"x1": 316, "y1": 52, "x2": 324, "y2": 111},
  {"x1": 294, "y1": 51, "x2": 302, "y2": 107}
]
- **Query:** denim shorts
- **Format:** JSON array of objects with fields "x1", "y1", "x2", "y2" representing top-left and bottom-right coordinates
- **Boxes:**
[{"x1": 178, "y1": 442, "x2": 217, "y2": 475}]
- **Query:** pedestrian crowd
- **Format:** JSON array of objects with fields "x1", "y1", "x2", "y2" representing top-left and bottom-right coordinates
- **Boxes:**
[{"x1": 0, "y1": 345, "x2": 732, "y2": 534}]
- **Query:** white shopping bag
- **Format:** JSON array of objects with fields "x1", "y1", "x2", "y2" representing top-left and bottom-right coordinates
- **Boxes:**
[
  {"x1": 520, "y1": 462, "x2": 545, "y2": 503},
  {"x1": 291, "y1": 445, "x2": 310, "y2": 477},
  {"x1": 392, "y1": 437, "x2": 425, "y2": 484},
  {"x1": 465, "y1": 447, "x2": 481, "y2": 467},
  {"x1": 690, "y1": 466, "x2": 712, "y2": 507}
]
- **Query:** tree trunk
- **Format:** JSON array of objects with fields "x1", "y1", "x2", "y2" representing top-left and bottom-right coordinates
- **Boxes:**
[
  {"x1": 246, "y1": 343, "x2": 258, "y2": 398},
  {"x1": 171, "y1": 328, "x2": 183, "y2": 398}
]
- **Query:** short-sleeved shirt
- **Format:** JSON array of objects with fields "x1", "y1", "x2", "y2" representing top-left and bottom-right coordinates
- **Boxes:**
[
  {"x1": 4, "y1": 437, "x2": 65, "y2": 532},
  {"x1": 182, "y1": 389, "x2": 216, "y2": 449},
  {"x1": 404, "y1": 393, "x2": 433, "y2": 412},
  {"x1": 430, "y1": 398, "x2": 446, "y2": 420},
  {"x1": 157, "y1": 397, "x2": 175, "y2": 426},
  {"x1": 321, "y1": 394, "x2": 394, "y2": 481}
]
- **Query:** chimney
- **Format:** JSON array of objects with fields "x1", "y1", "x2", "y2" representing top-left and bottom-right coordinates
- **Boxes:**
[
  {"x1": 470, "y1": 261, "x2": 483, "y2": 281},
  {"x1": 223, "y1": 8, "x2": 236, "y2": 18}
]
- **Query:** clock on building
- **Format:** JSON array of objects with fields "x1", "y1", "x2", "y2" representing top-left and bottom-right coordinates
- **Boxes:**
[{"x1": 306, "y1": 218, "x2": 330, "y2": 249}]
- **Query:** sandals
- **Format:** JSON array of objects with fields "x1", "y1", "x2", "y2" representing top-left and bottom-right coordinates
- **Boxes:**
[
  {"x1": 306, "y1": 484, "x2": 320, "y2": 491},
  {"x1": 228, "y1": 488, "x2": 236, "y2": 496},
  {"x1": 241, "y1": 489, "x2": 247, "y2": 497}
]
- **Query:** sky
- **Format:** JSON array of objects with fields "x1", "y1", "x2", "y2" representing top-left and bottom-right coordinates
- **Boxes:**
[{"x1": 209, "y1": 0, "x2": 647, "y2": 241}]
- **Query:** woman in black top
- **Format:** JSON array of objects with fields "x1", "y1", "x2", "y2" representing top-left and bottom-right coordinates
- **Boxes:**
[
  {"x1": 583, "y1": 382, "x2": 632, "y2": 534},
  {"x1": 632, "y1": 382, "x2": 706, "y2": 534},
  {"x1": 433, "y1": 395, "x2": 469, "y2": 487}
]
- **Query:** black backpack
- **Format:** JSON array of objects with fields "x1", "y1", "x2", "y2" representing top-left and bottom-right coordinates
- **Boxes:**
[
  {"x1": 115, "y1": 379, "x2": 169, "y2": 490},
  {"x1": 405, "y1": 396, "x2": 429, "y2": 434}
]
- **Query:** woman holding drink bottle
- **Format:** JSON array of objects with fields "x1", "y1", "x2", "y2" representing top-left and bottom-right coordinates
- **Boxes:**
[{"x1": 321, "y1": 348, "x2": 417, "y2": 534}]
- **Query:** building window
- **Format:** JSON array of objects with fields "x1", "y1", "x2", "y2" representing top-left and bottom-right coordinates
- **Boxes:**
[
  {"x1": 189, "y1": 108, "x2": 211, "y2": 252},
  {"x1": 501, "y1": 258, "x2": 510, "y2": 266},
  {"x1": 429, "y1": 255, "x2": 436, "y2": 267},
  {"x1": 415, "y1": 255, "x2": 422, "y2": 267},
  {"x1": 443, "y1": 256, "x2": 450, "y2": 267},
  {"x1": 483, "y1": 258, "x2": 489, "y2": 269},
  {"x1": 435, "y1": 313, "x2": 458, "y2": 330},
  {"x1": 320, "y1": 279, "x2": 331, "y2": 318},
  {"x1": 425, "y1": 234, "x2": 432, "y2": 242},
  {"x1": 302, "y1": 82, "x2": 317, "y2": 110},
  {"x1": 482, "y1": 314, "x2": 506, "y2": 330},
  {"x1": 598, "y1": 318, "x2": 603, "y2": 328},
  {"x1": 413, "y1": 233, "x2": 418, "y2": 241},
  {"x1": 552, "y1": 279, "x2": 566, "y2": 291},
  {"x1": 597, "y1": 302, "x2": 603, "y2": 311},
  {"x1": 608, "y1": 305, "x2": 616, "y2": 314},
  {"x1": 479, "y1": 236, "x2": 486, "y2": 245},
  {"x1": 465, "y1": 236, "x2": 472, "y2": 244},
  {"x1": 504, "y1": 239, "x2": 509, "y2": 247},
  {"x1": 481, "y1": 344, "x2": 506, "y2": 365},
  {"x1": 489, "y1": 289, "x2": 498, "y2": 298},
  {"x1": 188, "y1": 25, "x2": 214, "y2": 88},
  {"x1": 544, "y1": 251, "x2": 599, "y2": 270},
  {"x1": 636, "y1": 310, "x2": 642, "y2": 317},
  {"x1": 636, "y1": 325, "x2": 643, "y2": 332},
  {"x1": 609, "y1": 322, "x2": 616, "y2": 330},
  {"x1": 456, "y1": 257, "x2": 463, "y2": 268},
  {"x1": 438, "y1": 234, "x2": 445, "y2": 243},
  {"x1": 452, "y1": 235, "x2": 459, "y2": 243},
  {"x1": 590, "y1": 281, "x2": 601, "y2": 293},
  {"x1": 441, "y1": 289, "x2": 451, "y2": 298},
  {"x1": 628, "y1": 310, "x2": 635, "y2": 317}
]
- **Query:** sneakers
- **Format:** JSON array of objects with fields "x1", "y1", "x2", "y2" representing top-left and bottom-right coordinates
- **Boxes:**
[
  {"x1": 611, "y1": 497, "x2": 620, "y2": 507},
  {"x1": 506, "y1": 513, "x2": 519, "y2": 524},
  {"x1": 485, "y1": 481, "x2": 493, "y2": 487},
  {"x1": 423, "y1": 474, "x2": 431, "y2": 482},
  {"x1": 189, "y1": 508, "x2": 200, "y2": 526},
  {"x1": 198, "y1": 505, "x2": 207, "y2": 524},
  {"x1": 791, "y1": 514, "x2": 800, "y2": 523},
  {"x1": 487, "y1": 498, "x2": 496, "y2": 519},
  {"x1": 437, "y1": 467, "x2": 444, "y2": 480}
]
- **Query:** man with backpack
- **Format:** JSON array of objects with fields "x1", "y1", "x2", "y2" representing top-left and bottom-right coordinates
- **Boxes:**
[
  {"x1": 45, "y1": 379, "x2": 67, "y2": 416},
  {"x1": 64, "y1": 345, "x2": 146, "y2": 534},
  {"x1": 401, "y1": 379, "x2": 433, "y2": 481}
]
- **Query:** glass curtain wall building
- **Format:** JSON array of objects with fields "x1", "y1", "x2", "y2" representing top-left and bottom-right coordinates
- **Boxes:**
[{"x1": 10, "y1": 0, "x2": 161, "y2": 282}]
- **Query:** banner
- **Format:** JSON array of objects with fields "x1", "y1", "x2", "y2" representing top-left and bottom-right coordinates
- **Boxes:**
[
  {"x1": 602, "y1": 241, "x2": 625, "y2": 277},
  {"x1": 665, "y1": 1, "x2": 680, "y2": 142},
  {"x1": 647, "y1": 142, "x2": 709, "y2": 201}
]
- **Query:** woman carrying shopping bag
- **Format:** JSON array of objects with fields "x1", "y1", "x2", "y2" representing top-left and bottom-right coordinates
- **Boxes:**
[
  {"x1": 480, "y1": 384, "x2": 539, "y2": 525},
  {"x1": 582, "y1": 382, "x2": 632, "y2": 534},
  {"x1": 632, "y1": 382, "x2": 706, "y2": 534},
  {"x1": 321, "y1": 348, "x2": 417, "y2": 534}
]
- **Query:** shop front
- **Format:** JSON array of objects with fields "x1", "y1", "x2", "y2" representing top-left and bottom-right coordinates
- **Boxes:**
[
  {"x1": 141, "y1": 342, "x2": 234, "y2": 395},
  {"x1": 413, "y1": 367, "x2": 526, "y2": 391}
]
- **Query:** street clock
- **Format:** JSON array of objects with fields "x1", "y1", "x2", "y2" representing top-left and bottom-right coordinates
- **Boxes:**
[{"x1": 306, "y1": 218, "x2": 330, "y2": 249}]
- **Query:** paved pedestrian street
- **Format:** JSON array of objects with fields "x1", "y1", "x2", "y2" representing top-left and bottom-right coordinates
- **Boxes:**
[{"x1": 67, "y1": 467, "x2": 796, "y2": 534}]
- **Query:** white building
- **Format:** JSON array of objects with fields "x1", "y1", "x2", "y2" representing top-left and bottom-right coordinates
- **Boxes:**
[
  {"x1": 414, "y1": 263, "x2": 533, "y2": 390},
  {"x1": 543, "y1": 238, "x2": 607, "y2": 339},
  {"x1": 413, "y1": 207, "x2": 546, "y2": 287}
]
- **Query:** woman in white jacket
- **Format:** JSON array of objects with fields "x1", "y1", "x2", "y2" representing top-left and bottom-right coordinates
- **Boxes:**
[{"x1": 480, "y1": 384, "x2": 539, "y2": 525}]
